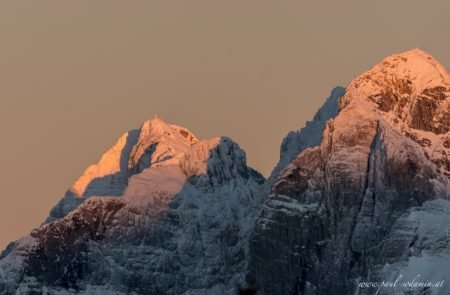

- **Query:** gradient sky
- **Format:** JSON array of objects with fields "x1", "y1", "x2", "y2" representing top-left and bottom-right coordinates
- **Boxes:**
[{"x1": 1, "y1": 0, "x2": 450, "y2": 250}]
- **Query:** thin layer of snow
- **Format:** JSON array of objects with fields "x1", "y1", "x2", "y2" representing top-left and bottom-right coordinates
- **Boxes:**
[{"x1": 379, "y1": 199, "x2": 450, "y2": 295}]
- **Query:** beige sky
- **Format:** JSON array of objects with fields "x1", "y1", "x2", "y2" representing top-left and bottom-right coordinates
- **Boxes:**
[{"x1": 0, "y1": 0, "x2": 449, "y2": 250}]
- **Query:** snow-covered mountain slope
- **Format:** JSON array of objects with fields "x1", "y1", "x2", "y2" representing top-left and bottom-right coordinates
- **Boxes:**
[
  {"x1": 246, "y1": 49, "x2": 450, "y2": 295},
  {"x1": 0, "y1": 118, "x2": 264, "y2": 294}
]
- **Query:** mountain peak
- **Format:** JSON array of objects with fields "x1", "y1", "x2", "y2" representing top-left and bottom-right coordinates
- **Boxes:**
[
  {"x1": 347, "y1": 49, "x2": 450, "y2": 96},
  {"x1": 394, "y1": 48, "x2": 431, "y2": 58},
  {"x1": 380, "y1": 48, "x2": 449, "y2": 84},
  {"x1": 45, "y1": 116, "x2": 256, "y2": 222},
  {"x1": 339, "y1": 49, "x2": 450, "y2": 135},
  {"x1": 140, "y1": 116, "x2": 198, "y2": 145}
]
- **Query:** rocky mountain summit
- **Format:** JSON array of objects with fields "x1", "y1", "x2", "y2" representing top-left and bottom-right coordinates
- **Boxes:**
[
  {"x1": 1, "y1": 49, "x2": 449, "y2": 295},
  {"x1": 247, "y1": 49, "x2": 450, "y2": 295},
  {"x1": 0, "y1": 118, "x2": 264, "y2": 294}
]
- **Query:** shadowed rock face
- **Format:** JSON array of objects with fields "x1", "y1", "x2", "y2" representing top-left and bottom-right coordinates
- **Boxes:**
[
  {"x1": 27, "y1": 199, "x2": 126, "y2": 289},
  {"x1": 247, "y1": 49, "x2": 450, "y2": 295}
]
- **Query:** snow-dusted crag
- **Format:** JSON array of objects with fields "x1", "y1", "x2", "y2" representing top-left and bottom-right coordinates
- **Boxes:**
[
  {"x1": 246, "y1": 49, "x2": 450, "y2": 294},
  {"x1": 0, "y1": 118, "x2": 264, "y2": 294},
  {"x1": 1, "y1": 49, "x2": 450, "y2": 295}
]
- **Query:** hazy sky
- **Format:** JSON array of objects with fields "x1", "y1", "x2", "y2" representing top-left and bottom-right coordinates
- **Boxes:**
[{"x1": 1, "y1": 0, "x2": 449, "y2": 250}]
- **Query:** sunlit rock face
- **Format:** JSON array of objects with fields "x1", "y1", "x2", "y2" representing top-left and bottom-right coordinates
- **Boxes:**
[
  {"x1": 246, "y1": 49, "x2": 450, "y2": 295},
  {"x1": 0, "y1": 118, "x2": 264, "y2": 295},
  {"x1": 1, "y1": 49, "x2": 450, "y2": 295}
]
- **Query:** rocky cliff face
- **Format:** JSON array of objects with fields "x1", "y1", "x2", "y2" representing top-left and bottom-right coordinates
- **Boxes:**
[
  {"x1": 247, "y1": 49, "x2": 450, "y2": 295},
  {"x1": 1, "y1": 49, "x2": 449, "y2": 295}
]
